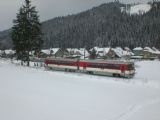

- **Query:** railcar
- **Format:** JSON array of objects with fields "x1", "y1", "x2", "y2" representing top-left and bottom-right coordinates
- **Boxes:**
[{"x1": 44, "y1": 58, "x2": 135, "y2": 78}]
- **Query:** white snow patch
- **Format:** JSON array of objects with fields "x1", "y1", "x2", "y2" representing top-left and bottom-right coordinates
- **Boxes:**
[{"x1": 130, "y1": 4, "x2": 151, "y2": 15}]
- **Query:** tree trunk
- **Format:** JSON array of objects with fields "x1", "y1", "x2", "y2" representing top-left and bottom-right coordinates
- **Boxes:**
[
  {"x1": 21, "y1": 61, "x2": 23, "y2": 66},
  {"x1": 27, "y1": 51, "x2": 30, "y2": 66},
  {"x1": 27, "y1": 60, "x2": 30, "y2": 66}
]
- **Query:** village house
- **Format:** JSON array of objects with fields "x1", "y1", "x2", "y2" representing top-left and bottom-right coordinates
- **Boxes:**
[
  {"x1": 112, "y1": 47, "x2": 125, "y2": 59},
  {"x1": 124, "y1": 47, "x2": 134, "y2": 56},
  {"x1": 152, "y1": 47, "x2": 160, "y2": 59},
  {"x1": 39, "y1": 49, "x2": 51, "y2": 58},
  {"x1": 50, "y1": 48, "x2": 64, "y2": 57},
  {"x1": 66, "y1": 48, "x2": 90, "y2": 59},
  {"x1": 133, "y1": 47, "x2": 143, "y2": 56},
  {"x1": 40, "y1": 48, "x2": 64, "y2": 58},
  {"x1": 112, "y1": 47, "x2": 124, "y2": 59},
  {"x1": 143, "y1": 47, "x2": 157, "y2": 59},
  {"x1": 90, "y1": 47, "x2": 116, "y2": 59},
  {"x1": 123, "y1": 47, "x2": 134, "y2": 59},
  {"x1": 111, "y1": 47, "x2": 134, "y2": 60},
  {"x1": 2, "y1": 50, "x2": 15, "y2": 58}
]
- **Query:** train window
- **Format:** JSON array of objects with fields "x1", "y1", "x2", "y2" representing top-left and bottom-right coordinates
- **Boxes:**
[
  {"x1": 52, "y1": 60, "x2": 75, "y2": 66},
  {"x1": 88, "y1": 63, "x2": 120, "y2": 69},
  {"x1": 103, "y1": 64, "x2": 119, "y2": 69},
  {"x1": 88, "y1": 63, "x2": 103, "y2": 68}
]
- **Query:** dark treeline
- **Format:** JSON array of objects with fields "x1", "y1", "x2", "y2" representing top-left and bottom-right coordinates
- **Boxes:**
[
  {"x1": 0, "y1": 2, "x2": 160, "y2": 49},
  {"x1": 0, "y1": 29, "x2": 12, "y2": 50},
  {"x1": 42, "y1": 2, "x2": 160, "y2": 49}
]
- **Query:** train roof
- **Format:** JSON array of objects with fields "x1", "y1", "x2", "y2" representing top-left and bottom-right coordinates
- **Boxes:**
[
  {"x1": 81, "y1": 59, "x2": 134, "y2": 65},
  {"x1": 46, "y1": 57, "x2": 134, "y2": 65}
]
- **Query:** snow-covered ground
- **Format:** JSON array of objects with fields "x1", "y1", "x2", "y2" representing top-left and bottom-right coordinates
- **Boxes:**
[{"x1": 0, "y1": 59, "x2": 160, "y2": 120}]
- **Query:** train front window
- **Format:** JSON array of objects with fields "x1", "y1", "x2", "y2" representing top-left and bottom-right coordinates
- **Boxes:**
[{"x1": 127, "y1": 64, "x2": 134, "y2": 70}]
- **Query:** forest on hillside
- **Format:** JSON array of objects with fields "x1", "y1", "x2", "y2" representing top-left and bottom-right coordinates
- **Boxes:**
[{"x1": 0, "y1": 2, "x2": 160, "y2": 49}]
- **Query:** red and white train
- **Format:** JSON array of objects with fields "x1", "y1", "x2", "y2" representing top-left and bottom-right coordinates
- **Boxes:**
[{"x1": 44, "y1": 58, "x2": 135, "y2": 78}]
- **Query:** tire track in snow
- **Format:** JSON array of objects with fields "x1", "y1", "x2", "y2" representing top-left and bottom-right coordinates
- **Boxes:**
[{"x1": 108, "y1": 98, "x2": 160, "y2": 120}]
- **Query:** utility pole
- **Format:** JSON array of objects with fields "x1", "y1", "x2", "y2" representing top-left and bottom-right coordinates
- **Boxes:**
[{"x1": 84, "y1": 47, "x2": 86, "y2": 60}]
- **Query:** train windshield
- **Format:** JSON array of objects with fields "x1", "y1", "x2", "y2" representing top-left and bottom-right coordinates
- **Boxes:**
[{"x1": 126, "y1": 64, "x2": 135, "y2": 70}]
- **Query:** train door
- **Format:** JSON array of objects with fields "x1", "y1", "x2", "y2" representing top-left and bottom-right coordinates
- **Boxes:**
[
  {"x1": 77, "y1": 59, "x2": 80, "y2": 70},
  {"x1": 120, "y1": 65, "x2": 125, "y2": 73}
]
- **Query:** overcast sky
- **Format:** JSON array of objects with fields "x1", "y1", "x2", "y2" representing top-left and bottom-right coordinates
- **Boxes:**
[{"x1": 0, "y1": 0, "x2": 149, "y2": 31}]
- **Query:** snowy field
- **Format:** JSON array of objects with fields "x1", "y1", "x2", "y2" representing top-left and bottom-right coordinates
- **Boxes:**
[{"x1": 0, "y1": 59, "x2": 160, "y2": 120}]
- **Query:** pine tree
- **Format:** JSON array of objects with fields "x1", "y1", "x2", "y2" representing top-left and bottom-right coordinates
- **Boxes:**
[{"x1": 11, "y1": 0, "x2": 43, "y2": 66}]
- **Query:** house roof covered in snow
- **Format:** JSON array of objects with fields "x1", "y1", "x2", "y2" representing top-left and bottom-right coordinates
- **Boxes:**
[
  {"x1": 143, "y1": 47, "x2": 157, "y2": 54},
  {"x1": 41, "y1": 49, "x2": 50, "y2": 55},
  {"x1": 112, "y1": 47, "x2": 124, "y2": 57},
  {"x1": 4, "y1": 50, "x2": 15, "y2": 55},
  {"x1": 124, "y1": 47, "x2": 131, "y2": 51},
  {"x1": 50, "y1": 48, "x2": 61, "y2": 55},
  {"x1": 124, "y1": 47, "x2": 134, "y2": 56},
  {"x1": 67, "y1": 48, "x2": 89, "y2": 57},
  {"x1": 152, "y1": 47, "x2": 160, "y2": 54},
  {"x1": 113, "y1": 47, "x2": 134, "y2": 57},
  {"x1": 91, "y1": 47, "x2": 111, "y2": 56},
  {"x1": 133, "y1": 47, "x2": 143, "y2": 51},
  {"x1": 41, "y1": 48, "x2": 61, "y2": 55},
  {"x1": 78, "y1": 48, "x2": 89, "y2": 57}
]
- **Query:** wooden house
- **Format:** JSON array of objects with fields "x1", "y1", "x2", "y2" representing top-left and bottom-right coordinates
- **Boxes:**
[
  {"x1": 50, "y1": 48, "x2": 64, "y2": 57},
  {"x1": 143, "y1": 47, "x2": 157, "y2": 59}
]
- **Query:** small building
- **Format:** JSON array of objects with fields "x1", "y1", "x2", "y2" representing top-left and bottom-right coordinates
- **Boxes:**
[
  {"x1": 112, "y1": 47, "x2": 134, "y2": 60},
  {"x1": 2, "y1": 50, "x2": 15, "y2": 58},
  {"x1": 40, "y1": 49, "x2": 51, "y2": 58},
  {"x1": 143, "y1": 47, "x2": 157, "y2": 59},
  {"x1": 124, "y1": 47, "x2": 134, "y2": 56},
  {"x1": 152, "y1": 47, "x2": 160, "y2": 59},
  {"x1": 77, "y1": 48, "x2": 90, "y2": 59},
  {"x1": 123, "y1": 47, "x2": 134, "y2": 59},
  {"x1": 62, "y1": 49, "x2": 70, "y2": 57},
  {"x1": 40, "y1": 48, "x2": 64, "y2": 58},
  {"x1": 66, "y1": 48, "x2": 89, "y2": 59},
  {"x1": 133, "y1": 47, "x2": 143, "y2": 56},
  {"x1": 50, "y1": 48, "x2": 64, "y2": 57},
  {"x1": 90, "y1": 47, "x2": 116, "y2": 59},
  {"x1": 112, "y1": 47, "x2": 124, "y2": 58}
]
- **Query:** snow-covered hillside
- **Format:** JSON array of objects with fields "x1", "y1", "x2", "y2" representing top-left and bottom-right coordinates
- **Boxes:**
[
  {"x1": 130, "y1": 4, "x2": 151, "y2": 15},
  {"x1": 122, "y1": 3, "x2": 151, "y2": 15},
  {"x1": 0, "y1": 59, "x2": 160, "y2": 120}
]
